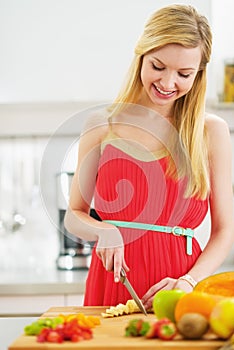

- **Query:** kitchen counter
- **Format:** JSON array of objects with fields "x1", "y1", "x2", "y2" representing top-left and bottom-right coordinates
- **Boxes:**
[
  {"x1": 0, "y1": 267, "x2": 89, "y2": 316},
  {"x1": 0, "y1": 264, "x2": 233, "y2": 296},
  {"x1": 0, "y1": 264, "x2": 233, "y2": 317},
  {"x1": 0, "y1": 317, "x2": 37, "y2": 350},
  {"x1": 8, "y1": 306, "x2": 225, "y2": 350},
  {"x1": 0, "y1": 267, "x2": 88, "y2": 295}
]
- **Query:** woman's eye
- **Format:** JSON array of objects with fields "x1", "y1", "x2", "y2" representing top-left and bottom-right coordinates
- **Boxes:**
[
  {"x1": 178, "y1": 72, "x2": 190, "y2": 78},
  {"x1": 152, "y1": 63, "x2": 164, "y2": 71}
]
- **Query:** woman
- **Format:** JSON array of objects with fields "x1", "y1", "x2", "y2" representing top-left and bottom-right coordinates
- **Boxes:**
[{"x1": 64, "y1": 4, "x2": 234, "y2": 310}]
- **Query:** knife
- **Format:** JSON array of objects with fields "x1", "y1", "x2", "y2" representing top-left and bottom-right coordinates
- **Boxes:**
[{"x1": 120, "y1": 268, "x2": 147, "y2": 316}]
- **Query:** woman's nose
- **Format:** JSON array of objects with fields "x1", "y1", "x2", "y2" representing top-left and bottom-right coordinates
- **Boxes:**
[{"x1": 160, "y1": 71, "x2": 176, "y2": 90}]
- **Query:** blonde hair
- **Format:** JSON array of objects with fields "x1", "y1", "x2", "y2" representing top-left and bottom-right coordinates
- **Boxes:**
[{"x1": 111, "y1": 4, "x2": 212, "y2": 199}]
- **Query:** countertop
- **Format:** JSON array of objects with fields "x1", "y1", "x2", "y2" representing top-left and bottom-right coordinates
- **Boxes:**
[
  {"x1": 0, "y1": 317, "x2": 37, "y2": 350},
  {"x1": 8, "y1": 306, "x2": 225, "y2": 350},
  {"x1": 0, "y1": 267, "x2": 88, "y2": 295},
  {"x1": 0, "y1": 264, "x2": 233, "y2": 296}
]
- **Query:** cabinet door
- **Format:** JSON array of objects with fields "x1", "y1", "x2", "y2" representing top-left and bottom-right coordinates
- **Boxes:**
[
  {"x1": 65, "y1": 294, "x2": 84, "y2": 306},
  {"x1": 0, "y1": 295, "x2": 64, "y2": 316}
]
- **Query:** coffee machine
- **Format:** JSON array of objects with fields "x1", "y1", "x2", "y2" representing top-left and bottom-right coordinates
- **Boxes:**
[{"x1": 56, "y1": 171, "x2": 93, "y2": 270}]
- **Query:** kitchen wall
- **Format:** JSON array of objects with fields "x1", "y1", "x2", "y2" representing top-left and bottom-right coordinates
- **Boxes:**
[
  {"x1": 211, "y1": 0, "x2": 234, "y2": 100},
  {"x1": 0, "y1": 0, "x2": 234, "y2": 270},
  {"x1": 0, "y1": 0, "x2": 213, "y2": 103}
]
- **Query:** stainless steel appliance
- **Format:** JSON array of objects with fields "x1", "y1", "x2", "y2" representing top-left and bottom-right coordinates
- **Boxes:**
[{"x1": 56, "y1": 171, "x2": 93, "y2": 270}]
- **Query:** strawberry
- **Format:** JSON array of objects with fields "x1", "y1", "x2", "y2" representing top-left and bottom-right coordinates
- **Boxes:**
[
  {"x1": 46, "y1": 330, "x2": 64, "y2": 343},
  {"x1": 125, "y1": 319, "x2": 150, "y2": 337},
  {"x1": 71, "y1": 333, "x2": 83, "y2": 342},
  {"x1": 157, "y1": 321, "x2": 177, "y2": 340},
  {"x1": 36, "y1": 317, "x2": 94, "y2": 343},
  {"x1": 145, "y1": 322, "x2": 159, "y2": 339},
  {"x1": 36, "y1": 328, "x2": 50, "y2": 342},
  {"x1": 81, "y1": 330, "x2": 93, "y2": 340}
]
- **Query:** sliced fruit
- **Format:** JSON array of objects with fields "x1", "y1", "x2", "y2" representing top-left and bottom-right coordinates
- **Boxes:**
[
  {"x1": 157, "y1": 321, "x2": 177, "y2": 340},
  {"x1": 101, "y1": 299, "x2": 139, "y2": 318},
  {"x1": 194, "y1": 272, "x2": 234, "y2": 298},
  {"x1": 125, "y1": 319, "x2": 150, "y2": 337}
]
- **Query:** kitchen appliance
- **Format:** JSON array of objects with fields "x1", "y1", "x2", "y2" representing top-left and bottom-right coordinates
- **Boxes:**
[{"x1": 56, "y1": 171, "x2": 94, "y2": 270}]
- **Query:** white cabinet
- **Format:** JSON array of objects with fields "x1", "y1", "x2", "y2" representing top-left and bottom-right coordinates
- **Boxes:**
[
  {"x1": 0, "y1": 294, "x2": 84, "y2": 316},
  {"x1": 65, "y1": 294, "x2": 84, "y2": 307},
  {"x1": 0, "y1": 295, "x2": 64, "y2": 316}
]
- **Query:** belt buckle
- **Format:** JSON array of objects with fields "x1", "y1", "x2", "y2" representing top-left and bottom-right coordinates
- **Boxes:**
[{"x1": 172, "y1": 226, "x2": 186, "y2": 236}]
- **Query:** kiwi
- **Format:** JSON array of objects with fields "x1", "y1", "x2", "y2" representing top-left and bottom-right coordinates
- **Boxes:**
[{"x1": 177, "y1": 313, "x2": 209, "y2": 339}]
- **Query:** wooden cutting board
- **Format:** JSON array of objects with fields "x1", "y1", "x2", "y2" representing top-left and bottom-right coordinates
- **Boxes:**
[{"x1": 8, "y1": 306, "x2": 225, "y2": 350}]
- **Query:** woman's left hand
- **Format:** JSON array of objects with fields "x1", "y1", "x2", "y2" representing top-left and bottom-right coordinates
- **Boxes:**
[{"x1": 141, "y1": 277, "x2": 193, "y2": 310}]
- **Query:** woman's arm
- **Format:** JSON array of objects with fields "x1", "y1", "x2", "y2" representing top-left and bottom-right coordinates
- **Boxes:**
[
  {"x1": 64, "y1": 118, "x2": 128, "y2": 281},
  {"x1": 186, "y1": 114, "x2": 234, "y2": 280},
  {"x1": 142, "y1": 115, "x2": 234, "y2": 309}
]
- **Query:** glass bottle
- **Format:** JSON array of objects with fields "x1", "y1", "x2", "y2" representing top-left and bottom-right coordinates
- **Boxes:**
[{"x1": 223, "y1": 58, "x2": 234, "y2": 102}]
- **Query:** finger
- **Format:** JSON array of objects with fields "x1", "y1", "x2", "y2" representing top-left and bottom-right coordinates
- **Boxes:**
[
  {"x1": 96, "y1": 248, "x2": 109, "y2": 270},
  {"x1": 144, "y1": 297, "x2": 154, "y2": 311},
  {"x1": 141, "y1": 288, "x2": 156, "y2": 305},
  {"x1": 105, "y1": 249, "x2": 115, "y2": 271},
  {"x1": 141, "y1": 278, "x2": 169, "y2": 303},
  {"x1": 122, "y1": 258, "x2": 130, "y2": 272},
  {"x1": 113, "y1": 249, "x2": 122, "y2": 283},
  {"x1": 95, "y1": 248, "x2": 104, "y2": 260},
  {"x1": 141, "y1": 284, "x2": 160, "y2": 304}
]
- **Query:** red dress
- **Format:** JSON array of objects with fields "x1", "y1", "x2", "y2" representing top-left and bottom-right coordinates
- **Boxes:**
[{"x1": 84, "y1": 135, "x2": 208, "y2": 306}]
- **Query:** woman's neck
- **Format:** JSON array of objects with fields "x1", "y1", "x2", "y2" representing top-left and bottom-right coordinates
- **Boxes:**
[{"x1": 137, "y1": 90, "x2": 174, "y2": 122}]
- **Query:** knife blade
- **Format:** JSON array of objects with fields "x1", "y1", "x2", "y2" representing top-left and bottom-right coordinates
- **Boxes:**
[{"x1": 120, "y1": 268, "x2": 147, "y2": 316}]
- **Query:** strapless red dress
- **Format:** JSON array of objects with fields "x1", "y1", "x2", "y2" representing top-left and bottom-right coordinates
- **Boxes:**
[{"x1": 84, "y1": 136, "x2": 208, "y2": 306}]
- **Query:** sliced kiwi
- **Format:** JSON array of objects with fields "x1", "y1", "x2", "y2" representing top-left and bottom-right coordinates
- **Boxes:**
[{"x1": 177, "y1": 313, "x2": 209, "y2": 339}]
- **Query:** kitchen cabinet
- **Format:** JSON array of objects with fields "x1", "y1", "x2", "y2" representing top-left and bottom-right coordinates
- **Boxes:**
[
  {"x1": 0, "y1": 294, "x2": 84, "y2": 316},
  {"x1": 0, "y1": 316, "x2": 37, "y2": 350},
  {"x1": 65, "y1": 294, "x2": 84, "y2": 307},
  {"x1": 0, "y1": 295, "x2": 64, "y2": 316},
  {"x1": 0, "y1": 268, "x2": 88, "y2": 316}
]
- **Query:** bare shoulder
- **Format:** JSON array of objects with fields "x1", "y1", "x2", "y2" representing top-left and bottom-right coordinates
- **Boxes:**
[
  {"x1": 204, "y1": 113, "x2": 231, "y2": 160},
  {"x1": 80, "y1": 109, "x2": 110, "y2": 146},
  {"x1": 205, "y1": 112, "x2": 230, "y2": 141}
]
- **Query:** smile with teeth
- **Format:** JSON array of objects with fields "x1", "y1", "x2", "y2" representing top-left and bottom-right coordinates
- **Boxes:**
[{"x1": 154, "y1": 85, "x2": 175, "y2": 95}]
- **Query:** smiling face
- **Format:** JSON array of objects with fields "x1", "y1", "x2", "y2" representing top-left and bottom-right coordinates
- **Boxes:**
[{"x1": 140, "y1": 44, "x2": 202, "y2": 116}]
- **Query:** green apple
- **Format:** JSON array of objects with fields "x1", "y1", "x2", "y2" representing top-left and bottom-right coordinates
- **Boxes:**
[
  {"x1": 153, "y1": 289, "x2": 186, "y2": 322},
  {"x1": 209, "y1": 298, "x2": 234, "y2": 339}
]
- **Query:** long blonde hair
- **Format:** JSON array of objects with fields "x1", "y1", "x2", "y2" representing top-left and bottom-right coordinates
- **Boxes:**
[{"x1": 111, "y1": 4, "x2": 212, "y2": 199}]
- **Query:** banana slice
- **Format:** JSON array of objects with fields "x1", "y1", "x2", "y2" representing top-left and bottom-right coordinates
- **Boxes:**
[{"x1": 101, "y1": 299, "x2": 140, "y2": 318}]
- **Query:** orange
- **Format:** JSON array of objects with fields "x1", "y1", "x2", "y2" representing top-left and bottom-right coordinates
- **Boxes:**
[{"x1": 174, "y1": 291, "x2": 218, "y2": 322}]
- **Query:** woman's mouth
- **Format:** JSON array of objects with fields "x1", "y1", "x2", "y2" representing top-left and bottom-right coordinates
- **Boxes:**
[{"x1": 153, "y1": 84, "x2": 176, "y2": 98}]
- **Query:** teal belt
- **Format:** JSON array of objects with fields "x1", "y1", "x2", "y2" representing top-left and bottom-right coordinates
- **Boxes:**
[{"x1": 103, "y1": 220, "x2": 194, "y2": 255}]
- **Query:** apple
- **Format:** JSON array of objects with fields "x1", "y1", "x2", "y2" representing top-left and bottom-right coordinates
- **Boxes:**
[
  {"x1": 209, "y1": 298, "x2": 234, "y2": 339},
  {"x1": 153, "y1": 289, "x2": 186, "y2": 322}
]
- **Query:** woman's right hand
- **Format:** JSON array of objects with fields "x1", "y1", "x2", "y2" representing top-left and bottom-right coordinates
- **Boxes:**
[{"x1": 96, "y1": 245, "x2": 129, "y2": 282}]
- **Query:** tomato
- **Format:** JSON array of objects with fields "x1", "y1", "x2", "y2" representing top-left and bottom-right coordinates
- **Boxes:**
[
  {"x1": 36, "y1": 315, "x2": 95, "y2": 343},
  {"x1": 46, "y1": 330, "x2": 63, "y2": 343}
]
